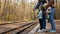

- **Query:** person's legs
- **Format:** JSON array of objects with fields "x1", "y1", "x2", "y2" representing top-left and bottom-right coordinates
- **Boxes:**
[
  {"x1": 38, "y1": 19, "x2": 43, "y2": 32},
  {"x1": 49, "y1": 8, "x2": 56, "y2": 32},
  {"x1": 42, "y1": 14, "x2": 46, "y2": 29},
  {"x1": 39, "y1": 19, "x2": 43, "y2": 30}
]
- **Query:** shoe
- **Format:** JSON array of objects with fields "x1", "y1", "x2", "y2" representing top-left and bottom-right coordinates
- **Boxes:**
[
  {"x1": 49, "y1": 30, "x2": 56, "y2": 32},
  {"x1": 38, "y1": 29, "x2": 43, "y2": 32},
  {"x1": 42, "y1": 29, "x2": 46, "y2": 31}
]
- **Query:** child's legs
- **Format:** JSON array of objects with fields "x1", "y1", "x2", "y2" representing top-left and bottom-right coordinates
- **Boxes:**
[
  {"x1": 39, "y1": 19, "x2": 43, "y2": 30},
  {"x1": 42, "y1": 14, "x2": 46, "y2": 29}
]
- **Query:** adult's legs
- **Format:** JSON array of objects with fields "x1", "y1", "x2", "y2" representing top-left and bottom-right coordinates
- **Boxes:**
[{"x1": 49, "y1": 8, "x2": 56, "y2": 32}]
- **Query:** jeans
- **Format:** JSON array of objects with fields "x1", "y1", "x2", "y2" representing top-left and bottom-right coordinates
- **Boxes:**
[
  {"x1": 49, "y1": 8, "x2": 56, "y2": 30},
  {"x1": 42, "y1": 14, "x2": 46, "y2": 29}
]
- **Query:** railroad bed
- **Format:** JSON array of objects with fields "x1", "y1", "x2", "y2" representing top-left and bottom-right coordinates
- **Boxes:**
[
  {"x1": 0, "y1": 20, "x2": 60, "y2": 34},
  {"x1": 0, "y1": 21, "x2": 38, "y2": 34}
]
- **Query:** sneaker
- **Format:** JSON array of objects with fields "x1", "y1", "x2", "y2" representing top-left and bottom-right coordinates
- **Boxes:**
[
  {"x1": 42, "y1": 29, "x2": 46, "y2": 31},
  {"x1": 49, "y1": 30, "x2": 56, "y2": 32},
  {"x1": 38, "y1": 29, "x2": 43, "y2": 32}
]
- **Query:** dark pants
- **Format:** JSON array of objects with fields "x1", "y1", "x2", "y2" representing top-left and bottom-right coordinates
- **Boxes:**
[
  {"x1": 39, "y1": 15, "x2": 46, "y2": 30},
  {"x1": 42, "y1": 14, "x2": 46, "y2": 29},
  {"x1": 39, "y1": 19, "x2": 43, "y2": 30}
]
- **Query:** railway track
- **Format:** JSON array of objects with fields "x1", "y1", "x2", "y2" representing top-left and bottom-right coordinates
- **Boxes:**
[
  {"x1": 0, "y1": 21, "x2": 37, "y2": 34},
  {"x1": 0, "y1": 20, "x2": 60, "y2": 34},
  {"x1": 16, "y1": 22, "x2": 37, "y2": 34}
]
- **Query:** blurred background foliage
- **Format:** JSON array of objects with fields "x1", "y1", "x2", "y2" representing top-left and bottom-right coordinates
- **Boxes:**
[{"x1": 0, "y1": 0, "x2": 60, "y2": 22}]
